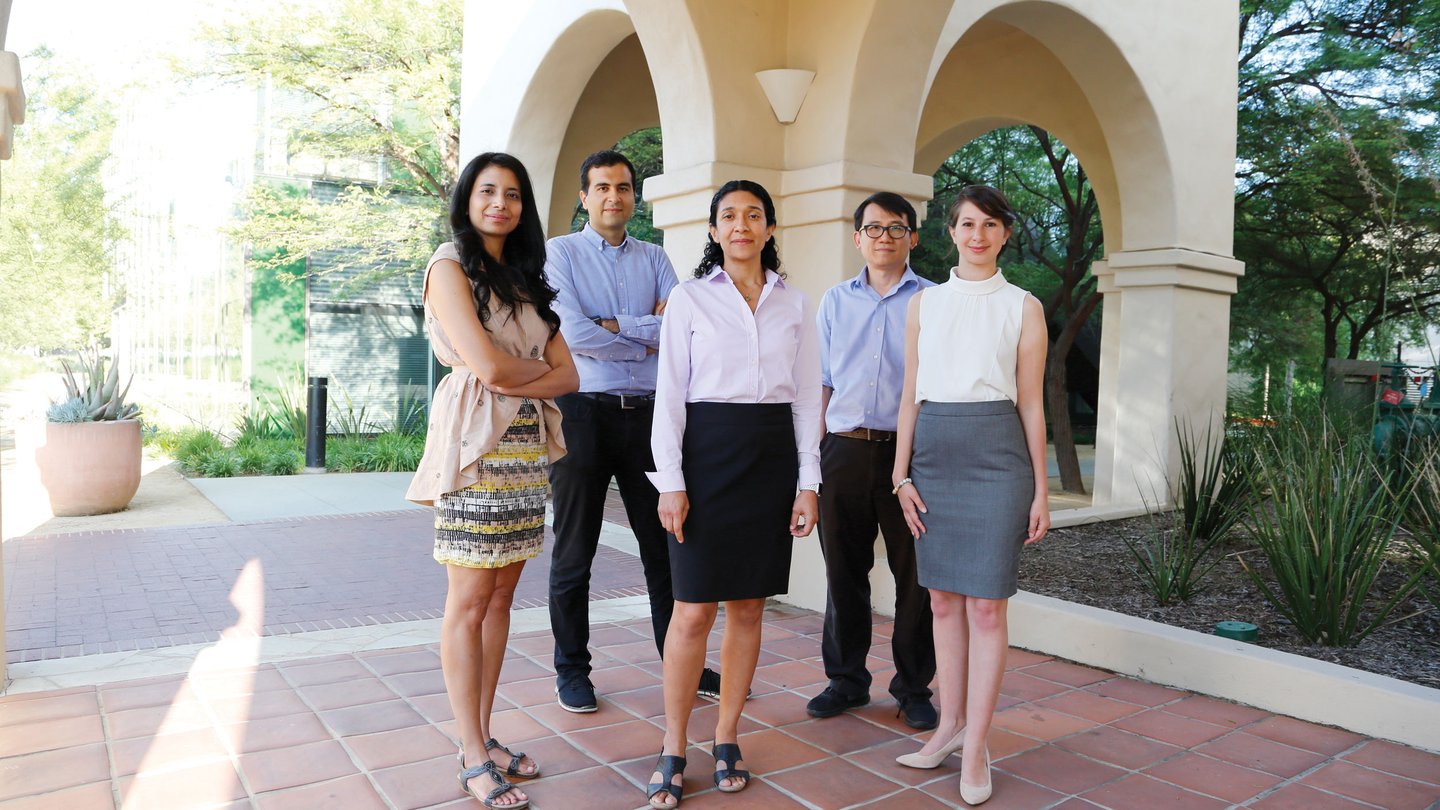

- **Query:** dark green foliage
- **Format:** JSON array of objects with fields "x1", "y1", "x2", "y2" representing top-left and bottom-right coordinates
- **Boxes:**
[
  {"x1": 1241, "y1": 413, "x2": 1423, "y2": 646},
  {"x1": 365, "y1": 431, "x2": 424, "y2": 471},
  {"x1": 175, "y1": 429, "x2": 224, "y2": 467},
  {"x1": 392, "y1": 389, "x2": 429, "y2": 436},
  {"x1": 168, "y1": 426, "x2": 419, "y2": 478},
  {"x1": 326, "y1": 437, "x2": 372, "y2": 473},
  {"x1": 195, "y1": 448, "x2": 243, "y2": 478},
  {"x1": 234, "y1": 437, "x2": 305, "y2": 476},
  {"x1": 1124, "y1": 420, "x2": 1260, "y2": 604},
  {"x1": 1232, "y1": 0, "x2": 1440, "y2": 374},
  {"x1": 1402, "y1": 447, "x2": 1440, "y2": 610},
  {"x1": 329, "y1": 385, "x2": 378, "y2": 436}
]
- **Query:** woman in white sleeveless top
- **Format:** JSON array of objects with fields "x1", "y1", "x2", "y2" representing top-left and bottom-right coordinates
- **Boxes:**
[{"x1": 890, "y1": 185, "x2": 1050, "y2": 805}]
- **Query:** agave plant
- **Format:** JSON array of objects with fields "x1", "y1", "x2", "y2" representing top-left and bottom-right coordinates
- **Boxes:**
[{"x1": 47, "y1": 352, "x2": 141, "y2": 422}]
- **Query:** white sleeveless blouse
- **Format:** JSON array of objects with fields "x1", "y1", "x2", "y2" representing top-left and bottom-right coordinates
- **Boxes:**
[{"x1": 915, "y1": 269, "x2": 1030, "y2": 404}]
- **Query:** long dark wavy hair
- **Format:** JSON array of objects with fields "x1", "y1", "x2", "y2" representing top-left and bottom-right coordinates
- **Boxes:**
[
  {"x1": 691, "y1": 179, "x2": 783, "y2": 278},
  {"x1": 449, "y1": 152, "x2": 561, "y2": 337}
]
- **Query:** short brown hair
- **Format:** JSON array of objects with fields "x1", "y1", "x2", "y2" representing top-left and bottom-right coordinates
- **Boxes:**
[{"x1": 946, "y1": 184, "x2": 1016, "y2": 229}]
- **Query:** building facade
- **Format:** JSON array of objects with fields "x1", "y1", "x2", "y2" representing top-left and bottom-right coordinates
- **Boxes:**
[{"x1": 460, "y1": 0, "x2": 1245, "y2": 610}]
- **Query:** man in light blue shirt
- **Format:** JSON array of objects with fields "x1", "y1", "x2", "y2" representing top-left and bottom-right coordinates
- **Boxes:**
[
  {"x1": 547, "y1": 150, "x2": 724, "y2": 713},
  {"x1": 808, "y1": 192, "x2": 938, "y2": 729}
]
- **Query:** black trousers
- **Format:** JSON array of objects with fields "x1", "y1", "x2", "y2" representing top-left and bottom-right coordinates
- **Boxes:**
[
  {"x1": 547, "y1": 393, "x2": 673, "y2": 682},
  {"x1": 817, "y1": 433, "x2": 935, "y2": 701}
]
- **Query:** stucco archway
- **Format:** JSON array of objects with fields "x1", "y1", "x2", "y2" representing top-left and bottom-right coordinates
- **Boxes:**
[{"x1": 463, "y1": 0, "x2": 1245, "y2": 611}]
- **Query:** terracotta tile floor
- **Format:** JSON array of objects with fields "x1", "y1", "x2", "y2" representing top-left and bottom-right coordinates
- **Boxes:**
[{"x1": 3, "y1": 607, "x2": 1439, "y2": 809}]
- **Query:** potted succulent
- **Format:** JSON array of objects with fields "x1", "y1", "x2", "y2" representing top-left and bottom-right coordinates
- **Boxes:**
[{"x1": 37, "y1": 352, "x2": 143, "y2": 516}]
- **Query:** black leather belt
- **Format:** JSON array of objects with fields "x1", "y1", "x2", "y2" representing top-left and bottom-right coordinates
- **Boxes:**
[
  {"x1": 578, "y1": 391, "x2": 655, "y2": 410},
  {"x1": 833, "y1": 428, "x2": 896, "y2": 442}
]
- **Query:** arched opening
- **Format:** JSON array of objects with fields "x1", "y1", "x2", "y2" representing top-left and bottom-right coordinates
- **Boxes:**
[
  {"x1": 544, "y1": 33, "x2": 660, "y2": 237},
  {"x1": 917, "y1": 126, "x2": 1104, "y2": 501},
  {"x1": 567, "y1": 126, "x2": 664, "y2": 246},
  {"x1": 914, "y1": 4, "x2": 1183, "y2": 507}
]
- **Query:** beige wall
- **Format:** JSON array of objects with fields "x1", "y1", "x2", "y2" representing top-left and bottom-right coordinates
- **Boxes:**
[{"x1": 462, "y1": 0, "x2": 1244, "y2": 612}]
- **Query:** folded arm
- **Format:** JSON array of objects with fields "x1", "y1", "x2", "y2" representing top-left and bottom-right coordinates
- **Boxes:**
[{"x1": 428, "y1": 260, "x2": 549, "y2": 387}]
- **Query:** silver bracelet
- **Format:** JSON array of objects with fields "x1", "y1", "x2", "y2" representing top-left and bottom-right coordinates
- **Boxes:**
[{"x1": 891, "y1": 478, "x2": 913, "y2": 495}]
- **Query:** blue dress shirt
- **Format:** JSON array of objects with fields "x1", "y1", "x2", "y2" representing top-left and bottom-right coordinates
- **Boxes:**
[
  {"x1": 816, "y1": 266, "x2": 933, "y2": 432},
  {"x1": 545, "y1": 224, "x2": 679, "y2": 395}
]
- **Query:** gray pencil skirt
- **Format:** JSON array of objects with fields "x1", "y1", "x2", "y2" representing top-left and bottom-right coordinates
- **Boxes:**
[{"x1": 911, "y1": 400, "x2": 1034, "y2": 599}]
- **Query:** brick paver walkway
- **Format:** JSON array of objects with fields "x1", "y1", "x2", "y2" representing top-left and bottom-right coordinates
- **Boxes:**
[
  {"x1": 3, "y1": 608, "x2": 1439, "y2": 809},
  {"x1": 6, "y1": 489, "x2": 1440, "y2": 807},
  {"x1": 3, "y1": 511, "x2": 646, "y2": 663}
]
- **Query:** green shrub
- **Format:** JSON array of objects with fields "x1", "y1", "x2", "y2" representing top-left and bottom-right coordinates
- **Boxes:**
[
  {"x1": 195, "y1": 448, "x2": 242, "y2": 478},
  {"x1": 1242, "y1": 414, "x2": 1422, "y2": 646},
  {"x1": 261, "y1": 444, "x2": 304, "y2": 475},
  {"x1": 1124, "y1": 419, "x2": 1256, "y2": 605},
  {"x1": 173, "y1": 429, "x2": 225, "y2": 473},
  {"x1": 235, "y1": 407, "x2": 285, "y2": 443},
  {"x1": 259, "y1": 382, "x2": 307, "y2": 440},
  {"x1": 144, "y1": 426, "x2": 185, "y2": 456},
  {"x1": 1403, "y1": 447, "x2": 1440, "y2": 611},
  {"x1": 367, "y1": 431, "x2": 424, "y2": 471},
  {"x1": 326, "y1": 436, "x2": 372, "y2": 472},
  {"x1": 329, "y1": 384, "x2": 377, "y2": 436},
  {"x1": 392, "y1": 389, "x2": 428, "y2": 436}
]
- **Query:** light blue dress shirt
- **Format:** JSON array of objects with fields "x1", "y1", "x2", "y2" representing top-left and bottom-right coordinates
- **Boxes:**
[
  {"x1": 815, "y1": 266, "x2": 933, "y2": 433},
  {"x1": 545, "y1": 224, "x2": 679, "y2": 395}
]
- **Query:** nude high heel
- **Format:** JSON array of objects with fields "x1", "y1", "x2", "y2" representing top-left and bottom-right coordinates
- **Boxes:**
[
  {"x1": 959, "y1": 747, "x2": 991, "y2": 805},
  {"x1": 894, "y1": 727, "x2": 965, "y2": 769}
]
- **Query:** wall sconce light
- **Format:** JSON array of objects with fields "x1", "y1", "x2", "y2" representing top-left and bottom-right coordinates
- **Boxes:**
[{"x1": 755, "y1": 68, "x2": 815, "y2": 125}]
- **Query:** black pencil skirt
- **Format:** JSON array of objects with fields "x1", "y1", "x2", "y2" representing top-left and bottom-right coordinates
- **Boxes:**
[{"x1": 671, "y1": 402, "x2": 798, "y2": 602}]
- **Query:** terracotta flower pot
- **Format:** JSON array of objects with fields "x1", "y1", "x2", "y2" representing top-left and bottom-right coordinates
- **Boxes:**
[{"x1": 36, "y1": 420, "x2": 143, "y2": 516}]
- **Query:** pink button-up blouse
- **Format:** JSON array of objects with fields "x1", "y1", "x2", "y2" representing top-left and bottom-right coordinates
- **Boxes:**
[{"x1": 647, "y1": 267, "x2": 822, "y2": 493}]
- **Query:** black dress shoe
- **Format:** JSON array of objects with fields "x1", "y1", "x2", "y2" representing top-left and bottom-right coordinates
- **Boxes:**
[
  {"x1": 806, "y1": 686, "x2": 869, "y2": 718},
  {"x1": 897, "y1": 696, "x2": 938, "y2": 730}
]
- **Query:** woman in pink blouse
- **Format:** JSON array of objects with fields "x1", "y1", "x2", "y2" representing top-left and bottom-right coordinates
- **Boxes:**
[{"x1": 644, "y1": 180, "x2": 822, "y2": 808}]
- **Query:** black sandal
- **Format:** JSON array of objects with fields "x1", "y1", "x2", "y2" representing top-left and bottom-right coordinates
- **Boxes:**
[
  {"x1": 459, "y1": 759, "x2": 530, "y2": 809},
  {"x1": 712, "y1": 742, "x2": 750, "y2": 794},
  {"x1": 647, "y1": 754, "x2": 686, "y2": 808},
  {"x1": 485, "y1": 737, "x2": 540, "y2": 779}
]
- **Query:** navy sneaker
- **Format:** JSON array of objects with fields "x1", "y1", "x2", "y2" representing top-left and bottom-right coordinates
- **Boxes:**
[
  {"x1": 897, "y1": 696, "x2": 939, "y2": 730},
  {"x1": 696, "y1": 667, "x2": 722, "y2": 699},
  {"x1": 805, "y1": 686, "x2": 869, "y2": 718},
  {"x1": 556, "y1": 675, "x2": 597, "y2": 713},
  {"x1": 695, "y1": 667, "x2": 752, "y2": 701}
]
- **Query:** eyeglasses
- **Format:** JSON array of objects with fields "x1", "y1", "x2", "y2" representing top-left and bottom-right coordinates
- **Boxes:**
[{"x1": 860, "y1": 224, "x2": 912, "y2": 239}]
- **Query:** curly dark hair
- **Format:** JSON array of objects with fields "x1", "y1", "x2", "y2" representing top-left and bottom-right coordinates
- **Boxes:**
[
  {"x1": 692, "y1": 179, "x2": 783, "y2": 278},
  {"x1": 449, "y1": 152, "x2": 561, "y2": 336}
]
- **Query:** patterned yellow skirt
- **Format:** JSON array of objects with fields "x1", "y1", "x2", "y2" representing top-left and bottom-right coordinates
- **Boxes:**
[{"x1": 434, "y1": 401, "x2": 548, "y2": 569}]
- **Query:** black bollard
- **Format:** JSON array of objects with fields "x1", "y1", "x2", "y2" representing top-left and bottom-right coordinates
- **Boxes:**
[{"x1": 304, "y1": 376, "x2": 328, "y2": 473}]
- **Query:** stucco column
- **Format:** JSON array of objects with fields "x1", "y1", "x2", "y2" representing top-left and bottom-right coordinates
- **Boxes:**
[
  {"x1": 1092, "y1": 249, "x2": 1243, "y2": 508},
  {"x1": 648, "y1": 158, "x2": 934, "y2": 614}
]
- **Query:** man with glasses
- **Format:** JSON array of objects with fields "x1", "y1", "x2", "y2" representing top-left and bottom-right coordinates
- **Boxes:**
[
  {"x1": 546, "y1": 150, "x2": 726, "y2": 713},
  {"x1": 807, "y1": 192, "x2": 938, "y2": 729}
]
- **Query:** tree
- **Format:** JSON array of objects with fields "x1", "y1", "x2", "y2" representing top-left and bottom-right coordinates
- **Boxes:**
[
  {"x1": 1235, "y1": 99, "x2": 1440, "y2": 363},
  {"x1": 187, "y1": 0, "x2": 462, "y2": 286},
  {"x1": 1232, "y1": 0, "x2": 1440, "y2": 375},
  {"x1": 0, "y1": 48, "x2": 122, "y2": 351},
  {"x1": 915, "y1": 126, "x2": 1103, "y2": 494}
]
